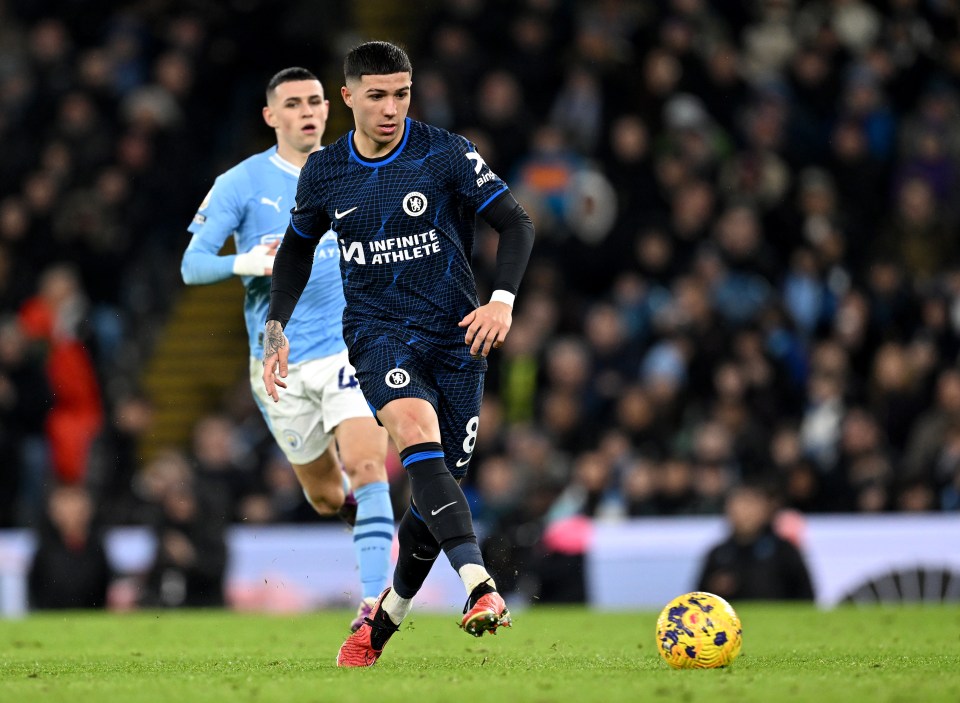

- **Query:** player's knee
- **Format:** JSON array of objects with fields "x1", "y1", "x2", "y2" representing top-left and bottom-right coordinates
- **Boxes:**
[
  {"x1": 303, "y1": 484, "x2": 345, "y2": 516},
  {"x1": 343, "y1": 458, "x2": 387, "y2": 487},
  {"x1": 393, "y1": 425, "x2": 435, "y2": 448}
]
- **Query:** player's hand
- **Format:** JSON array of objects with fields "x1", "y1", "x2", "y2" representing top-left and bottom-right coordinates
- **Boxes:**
[
  {"x1": 262, "y1": 320, "x2": 289, "y2": 402},
  {"x1": 233, "y1": 240, "x2": 280, "y2": 277},
  {"x1": 459, "y1": 301, "x2": 512, "y2": 357}
]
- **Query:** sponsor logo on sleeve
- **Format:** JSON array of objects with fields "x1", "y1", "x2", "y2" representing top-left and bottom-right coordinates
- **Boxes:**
[
  {"x1": 467, "y1": 151, "x2": 497, "y2": 186},
  {"x1": 199, "y1": 186, "x2": 214, "y2": 210}
]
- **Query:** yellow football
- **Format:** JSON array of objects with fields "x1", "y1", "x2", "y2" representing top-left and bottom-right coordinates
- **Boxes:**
[{"x1": 655, "y1": 591, "x2": 742, "y2": 669}]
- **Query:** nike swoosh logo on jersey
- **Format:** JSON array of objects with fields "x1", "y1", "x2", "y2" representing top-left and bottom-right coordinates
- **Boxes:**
[
  {"x1": 411, "y1": 553, "x2": 436, "y2": 561},
  {"x1": 431, "y1": 501, "x2": 457, "y2": 516},
  {"x1": 334, "y1": 206, "x2": 358, "y2": 219},
  {"x1": 455, "y1": 457, "x2": 471, "y2": 467}
]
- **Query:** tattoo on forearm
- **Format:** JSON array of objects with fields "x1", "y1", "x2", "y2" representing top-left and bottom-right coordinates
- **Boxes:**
[{"x1": 263, "y1": 320, "x2": 286, "y2": 363}]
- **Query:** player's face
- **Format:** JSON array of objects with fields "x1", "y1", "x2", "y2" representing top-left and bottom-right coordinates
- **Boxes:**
[
  {"x1": 263, "y1": 79, "x2": 328, "y2": 156},
  {"x1": 341, "y1": 72, "x2": 411, "y2": 156}
]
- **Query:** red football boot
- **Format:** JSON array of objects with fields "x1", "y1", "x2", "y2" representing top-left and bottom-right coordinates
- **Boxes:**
[
  {"x1": 460, "y1": 588, "x2": 512, "y2": 637},
  {"x1": 337, "y1": 587, "x2": 398, "y2": 667}
]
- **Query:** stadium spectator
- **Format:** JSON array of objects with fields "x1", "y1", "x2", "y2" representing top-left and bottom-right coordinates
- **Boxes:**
[
  {"x1": 28, "y1": 484, "x2": 112, "y2": 609},
  {"x1": 547, "y1": 450, "x2": 622, "y2": 521},
  {"x1": 697, "y1": 482, "x2": 815, "y2": 601},
  {"x1": 85, "y1": 391, "x2": 155, "y2": 525},
  {"x1": 187, "y1": 413, "x2": 259, "y2": 524},
  {"x1": 880, "y1": 178, "x2": 958, "y2": 283},
  {"x1": 902, "y1": 368, "x2": 960, "y2": 481},
  {"x1": 0, "y1": 315, "x2": 51, "y2": 526},
  {"x1": 140, "y1": 468, "x2": 227, "y2": 609},
  {"x1": 17, "y1": 264, "x2": 103, "y2": 486}
]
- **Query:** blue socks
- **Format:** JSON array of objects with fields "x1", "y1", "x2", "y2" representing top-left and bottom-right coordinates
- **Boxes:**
[{"x1": 352, "y1": 481, "x2": 394, "y2": 599}]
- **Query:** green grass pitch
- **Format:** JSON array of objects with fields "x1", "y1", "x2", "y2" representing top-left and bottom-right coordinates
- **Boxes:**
[{"x1": 1, "y1": 604, "x2": 958, "y2": 702}]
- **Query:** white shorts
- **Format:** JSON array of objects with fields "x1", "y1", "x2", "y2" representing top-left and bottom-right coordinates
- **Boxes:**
[{"x1": 249, "y1": 349, "x2": 373, "y2": 465}]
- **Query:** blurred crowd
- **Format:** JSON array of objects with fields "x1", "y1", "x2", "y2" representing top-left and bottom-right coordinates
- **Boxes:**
[
  {"x1": 417, "y1": 0, "x2": 960, "y2": 527},
  {"x1": 4, "y1": 0, "x2": 960, "y2": 605}
]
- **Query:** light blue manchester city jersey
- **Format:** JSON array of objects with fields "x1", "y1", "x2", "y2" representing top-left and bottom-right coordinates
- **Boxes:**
[{"x1": 184, "y1": 147, "x2": 345, "y2": 364}]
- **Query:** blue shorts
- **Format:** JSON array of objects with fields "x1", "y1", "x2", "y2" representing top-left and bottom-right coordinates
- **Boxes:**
[{"x1": 348, "y1": 333, "x2": 486, "y2": 479}]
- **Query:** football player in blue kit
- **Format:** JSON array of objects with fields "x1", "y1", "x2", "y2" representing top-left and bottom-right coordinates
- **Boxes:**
[
  {"x1": 181, "y1": 67, "x2": 394, "y2": 632},
  {"x1": 262, "y1": 42, "x2": 535, "y2": 667}
]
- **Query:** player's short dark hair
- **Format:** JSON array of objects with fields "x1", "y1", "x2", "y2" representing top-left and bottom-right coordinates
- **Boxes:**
[
  {"x1": 343, "y1": 41, "x2": 412, "y2": 81},
  {"x1": 266, "y1": 67, "x2": 318, "y2": 100}
]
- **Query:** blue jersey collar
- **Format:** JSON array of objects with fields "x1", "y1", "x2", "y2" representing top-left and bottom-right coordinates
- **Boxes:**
[{"x1": 348, "y1": 117, "x2": 411, "y2": 167}]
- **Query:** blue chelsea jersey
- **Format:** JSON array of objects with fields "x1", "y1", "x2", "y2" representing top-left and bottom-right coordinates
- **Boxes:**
[
  {"x1": 290, "y1": 118, "x2": 509, "y2": 346},
  {"x1": 186, "y1": 147, "x2": 346, "y2": 364}
]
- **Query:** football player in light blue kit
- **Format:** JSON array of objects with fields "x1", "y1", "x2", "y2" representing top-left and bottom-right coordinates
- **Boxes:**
[{"x1": 180, "y1": 67, "x2": 394, "y2": 631}]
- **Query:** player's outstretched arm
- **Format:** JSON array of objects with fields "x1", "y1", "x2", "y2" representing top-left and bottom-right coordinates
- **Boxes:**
[
  {"x1": 182, "y1": 239, "x2": 280, "y2": 284},
  {"x1": 261, "y1": 319, "x2": 289, "y2": 402},
  {"x1": 183, "y1": 175, "x2": 271, "y2": 284}
]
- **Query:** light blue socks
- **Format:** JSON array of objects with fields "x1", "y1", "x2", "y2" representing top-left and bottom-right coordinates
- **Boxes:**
[{"x1": 352, "y1": 481, "x2": 394, "y2": 599}]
